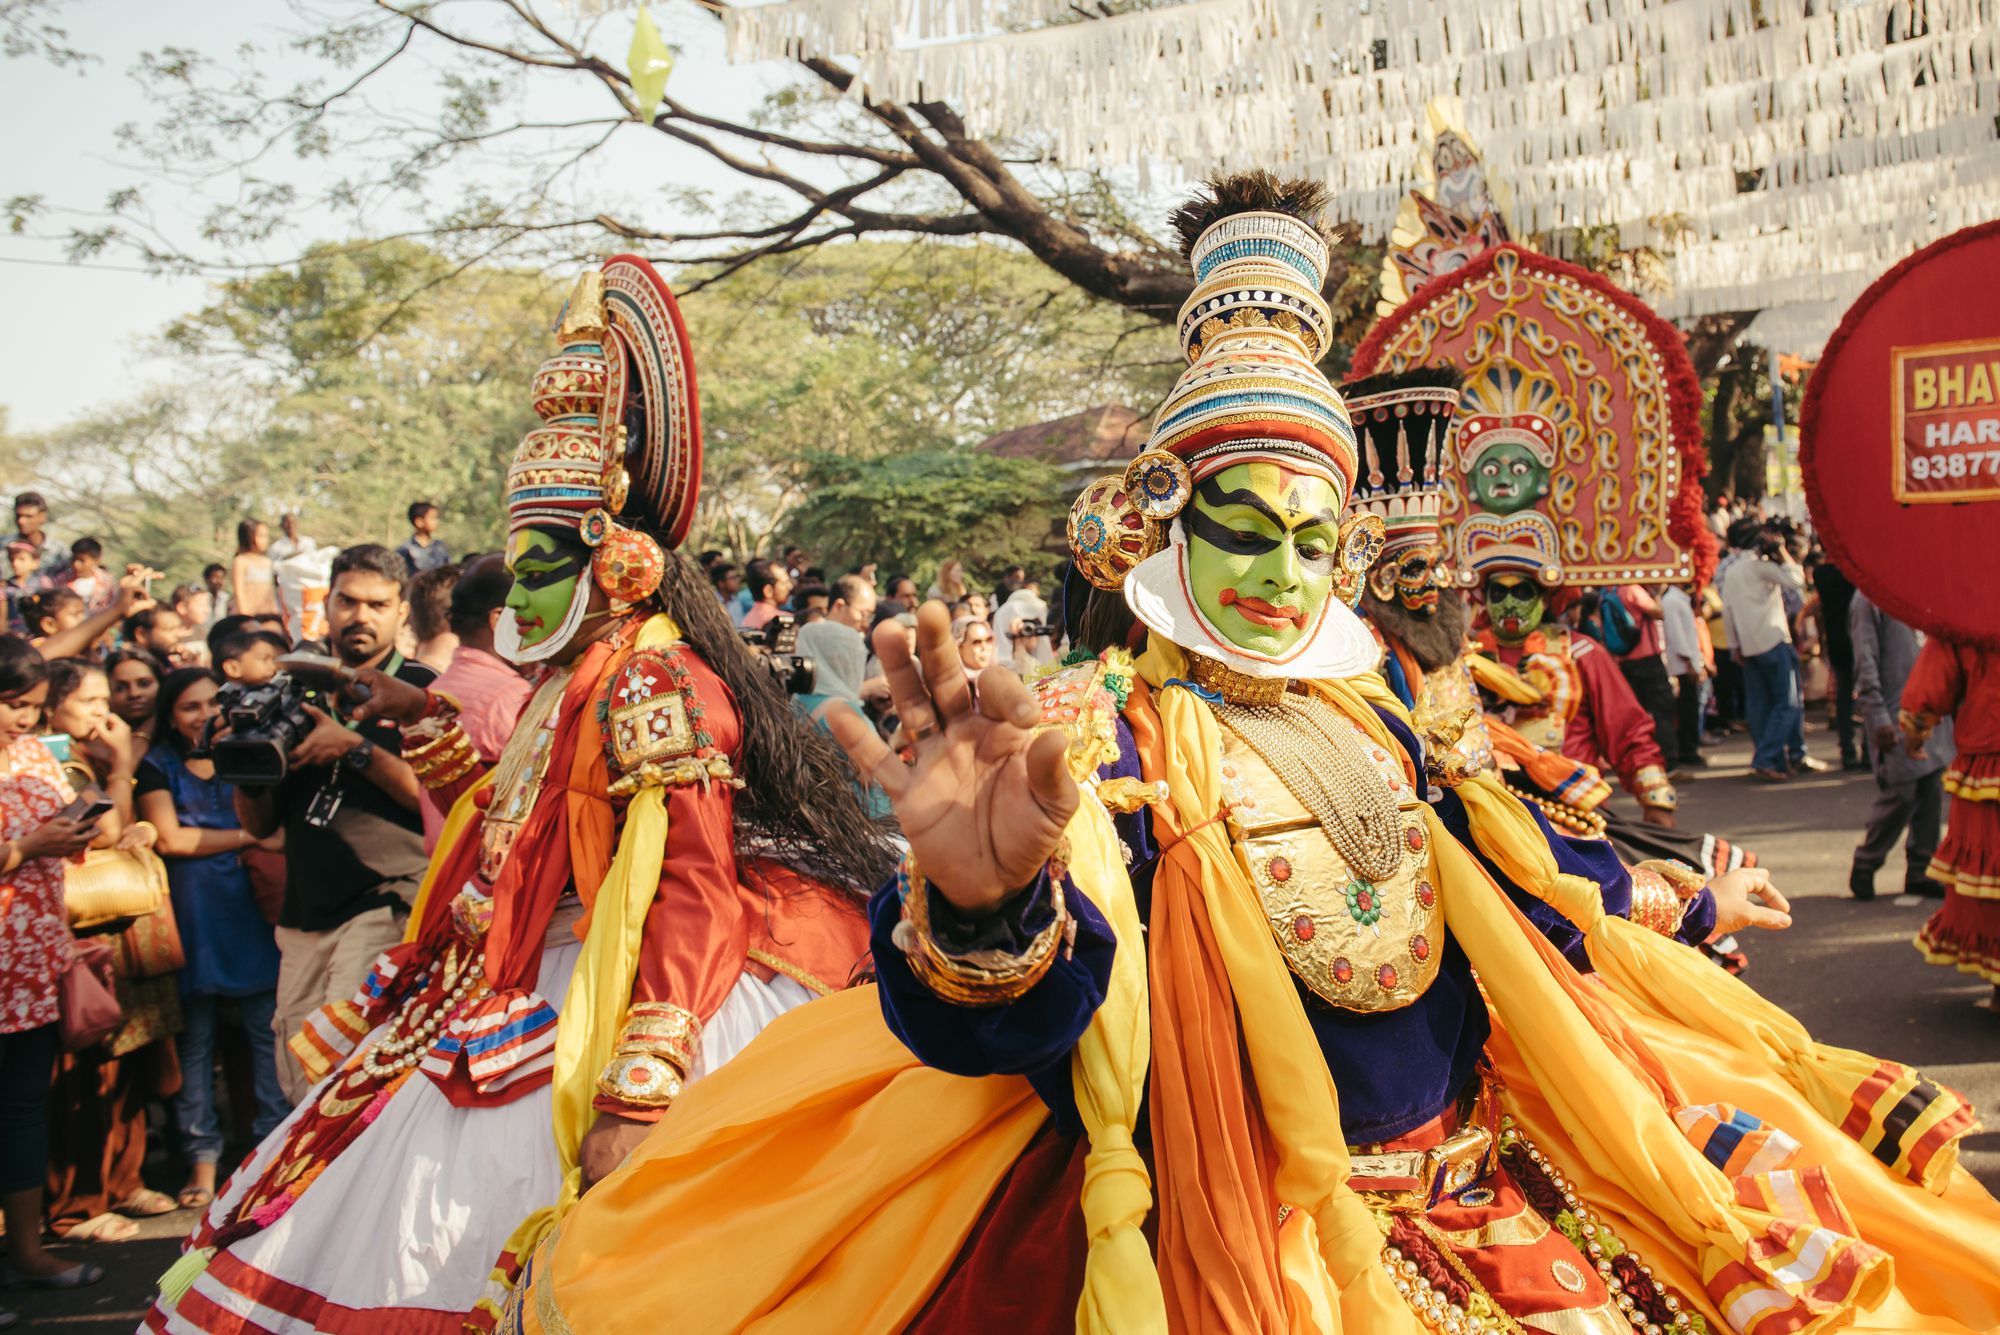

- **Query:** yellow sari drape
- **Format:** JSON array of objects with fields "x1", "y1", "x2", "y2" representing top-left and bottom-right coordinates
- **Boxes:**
[{"x1": 511, "y1": 645, "x2": 2000, "y2": 1335}]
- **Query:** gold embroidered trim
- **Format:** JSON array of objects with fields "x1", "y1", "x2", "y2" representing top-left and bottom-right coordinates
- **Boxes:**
[{"x1": 746, "y1": 948, "x2": 838, "y2": 998}]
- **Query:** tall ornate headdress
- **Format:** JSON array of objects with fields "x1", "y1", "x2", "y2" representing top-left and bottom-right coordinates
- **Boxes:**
[
  {"x1": 1352, "y1": 244, "x2": 1713, "y2": 591},
  {"x1": 1068, "y1": 171, "x2": 1382, "y2": 681},
  {"x1": 498, "y1": 254, "x2": 703, "y2": 664},
  {"x1": 1340, "y1": 366, "x2": 1462, "y2": 561}
]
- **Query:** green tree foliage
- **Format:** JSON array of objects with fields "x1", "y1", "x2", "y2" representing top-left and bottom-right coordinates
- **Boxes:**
[
  {"x1": 678, "y1": 239, "x2": 1179, "y2": 568},
  {"x1": 785, "y1": 449, "x2": 1058, "y2": 583},
  {"x1": 14, "y1": 237, "x2": 1176, "y2": 585}
]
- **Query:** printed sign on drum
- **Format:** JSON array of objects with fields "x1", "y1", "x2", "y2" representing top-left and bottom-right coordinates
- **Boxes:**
[{"x1": 1892, "y1": 336, "x2": 2000, "y2": 503}]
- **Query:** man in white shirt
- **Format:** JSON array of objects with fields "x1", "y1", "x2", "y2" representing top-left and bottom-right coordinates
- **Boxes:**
[
  {"x1": 269, "y1": 512, "x2": 318, "y2": 565},
  {"x1": 1660, "y1": 584, "x2": 1706, "y2": 766},
  {"x1": 1720, "y1": 521, "x2": 1812, "y2": 781}
]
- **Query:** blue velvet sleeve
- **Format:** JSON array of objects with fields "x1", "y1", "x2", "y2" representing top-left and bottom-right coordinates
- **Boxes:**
[
  {"x1": 869, "y1": 871, "x2": 1112, "y2": 1134},
  {"x1": 1433, "y1": 785, "x2": 1718, "y2": 968},
  {"x1": 867, "y1": 718, "x2": 1150, "y2": 1136}
]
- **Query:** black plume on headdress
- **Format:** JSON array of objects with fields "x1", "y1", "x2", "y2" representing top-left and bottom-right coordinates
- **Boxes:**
[
  {"x1": 1168, "y1": 170, "x2": 1332, "y2": 262},
  {"x1": 1340, "y1": 365, "x2": 1465, "y2": 398}
]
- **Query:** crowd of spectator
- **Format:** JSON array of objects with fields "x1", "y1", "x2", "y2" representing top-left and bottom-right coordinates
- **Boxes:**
[{"x1": 0, "y1": 491, "x2": 468, "y2": 1316}]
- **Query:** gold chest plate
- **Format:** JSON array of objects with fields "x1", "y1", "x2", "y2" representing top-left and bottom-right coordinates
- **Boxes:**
[
  {"x1": 1411, "y1": 652, "x2": 1498, "y2": 784},
  {"x1": 1218, "y1": 714, "x2": 1441, "y2": 1012}
]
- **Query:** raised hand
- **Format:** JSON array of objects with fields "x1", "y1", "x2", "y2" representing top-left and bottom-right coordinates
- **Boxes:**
[{"x1": 825, "y1": 600, "x2": 1078, "y2": 916}]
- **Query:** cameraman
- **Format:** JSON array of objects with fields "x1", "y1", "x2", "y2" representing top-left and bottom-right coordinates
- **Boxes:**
[
  {"x1": 234, "y1": 544, "x2": 437, "y2": 1104},
  {"x1": 1720, "y1": 520, "x2": 1816, "y2": 782}
]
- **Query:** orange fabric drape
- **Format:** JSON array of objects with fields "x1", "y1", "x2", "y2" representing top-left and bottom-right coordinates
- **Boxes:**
[{"x1": 1123, "y1": 679, "x2": 1292, "y2": 1333}]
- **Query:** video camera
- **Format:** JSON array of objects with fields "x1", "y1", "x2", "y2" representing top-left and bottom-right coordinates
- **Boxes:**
[
  {"x1": 194, "y1": 674, "x2": 317, "y2": 788},
  {"x1": 1008, "y1": 620, "x2": 1057, "y2": 641},
  {"x1": 738, "y1": 613, "x2": 816, "y2": 696}
]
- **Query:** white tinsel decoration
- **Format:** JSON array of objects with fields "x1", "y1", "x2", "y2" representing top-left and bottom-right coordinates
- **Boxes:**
[{"x1": 576, "y1": 0, "x2": 2000, "y2": 347}]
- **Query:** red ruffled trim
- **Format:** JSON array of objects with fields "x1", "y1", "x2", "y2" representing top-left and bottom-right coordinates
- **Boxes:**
[
  {"x1": 1915, "y1": 890, "x2": 2000, "y2": 983},
  {"x1": 1352, "y1": 243, "x2": 1716, "y2": 588},
  {"x1": 1928, "y1": 789, "x2": 2000, "y2": 897},
  {"x1": 1799, "y1": 220, "x2": 2000, "y2": 650}
]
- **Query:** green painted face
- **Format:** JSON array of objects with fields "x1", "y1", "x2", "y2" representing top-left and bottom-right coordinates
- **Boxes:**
[
  {"x1": 1469, "y1": 442, "x2": 1549, "y2": 515},
  {"x1": 1483, "y1": 574, "x2": 1545, "y2": 645},
  {"x1": 1185, "y1": 461, "x2": 1341, "y2": 657},
  {"x1": 505, "y1": 528, "x2": 589, "y2": 651}
]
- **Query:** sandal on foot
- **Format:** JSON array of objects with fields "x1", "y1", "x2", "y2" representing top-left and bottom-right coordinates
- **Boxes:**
[
  {"x1": 116, "y1": 1188, "x2": 180, "y2": 1218},
  {"x1": 0, "y1": 1261, "x2": 105, "y2": 1290},
  {"x1": 63, "y1": 1213, "x2": 140, "y2": 1243},
  {"x1": 176, "y1": 1185, "x2": 215, "y2": 1211}
]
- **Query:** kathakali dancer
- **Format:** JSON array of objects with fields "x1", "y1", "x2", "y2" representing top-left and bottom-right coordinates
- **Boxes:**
[
  {"x1": 506, "y1": 177, "x2": 1999, "y2": 1335},
  {"x1": 1351, "y1": 235, "x2": 1765, "y2": 888},
  {"x1": 1340, "y1": 368, "x2": 1746, "y2": 968},
  {"x1": 147, "y1": 256, "x2": 890, "y2": 1334}
]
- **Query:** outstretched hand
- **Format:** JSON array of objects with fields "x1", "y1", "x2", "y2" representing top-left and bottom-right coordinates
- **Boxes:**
[
  {"x1": 824, "y1": 600, "x2": 1078, "y2": 917},
  {"x1": 1707, "y1": 866, "x2": 1791, "y2": 936}
]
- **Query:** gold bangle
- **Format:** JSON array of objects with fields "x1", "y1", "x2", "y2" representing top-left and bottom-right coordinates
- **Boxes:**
[
  {"x1": 896, "y1": 856, "x2": 1067, "y2": 1007},
  {"x1": 594, "y1": 1002, "x2": 703, "y2": 1109},
  {"x1": 1626, "y1": 866, "x2": 1683, "y2": 936}
]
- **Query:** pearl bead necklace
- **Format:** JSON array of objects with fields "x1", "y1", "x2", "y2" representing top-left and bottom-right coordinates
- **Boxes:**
[{"x1": 359, "y1": 949, "x2": 488, "y2": 1080}]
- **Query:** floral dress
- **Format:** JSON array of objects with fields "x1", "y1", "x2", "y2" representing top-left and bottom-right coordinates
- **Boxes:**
[{"x1": 0, "y1": 735, "x2": 76, "y2": 1033}]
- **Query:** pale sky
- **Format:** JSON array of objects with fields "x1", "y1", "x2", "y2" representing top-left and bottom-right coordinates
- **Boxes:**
[{"x1": 0, "y1": 0, "x2": 788, "y2": 434}]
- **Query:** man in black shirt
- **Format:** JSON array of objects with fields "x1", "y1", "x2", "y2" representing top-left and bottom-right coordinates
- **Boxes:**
[{"x1": 236, "y1": 544, "x2": 439, "y2": 1103}]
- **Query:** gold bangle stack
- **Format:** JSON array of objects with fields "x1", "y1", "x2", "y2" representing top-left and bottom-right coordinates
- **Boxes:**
[
  {"x1": 595, "y1": 1002, "x2": 702, "y2": 1110},
  {"x1": 1626, "y1": 866, "x2": 1685, "y2": 936},
  {"x1": 1632, "y1": 764, "x2": 1677, "y2": 812},
  {"x1": 898, "y1": 856, "x2": 1068, "y2": 1007},
  {"x1": 402, "y1": 701, "x2": 479, "y2": 789}
]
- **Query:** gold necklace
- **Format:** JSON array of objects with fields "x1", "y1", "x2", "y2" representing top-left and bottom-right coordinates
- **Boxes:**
[{"x1": 1215, "y1": 693, "x2": 1405, "y2": 884}]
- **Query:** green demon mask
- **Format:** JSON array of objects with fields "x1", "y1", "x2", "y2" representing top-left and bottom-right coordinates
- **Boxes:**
[
  {"x1": 1483, "y1": 573, "x2": 1546, "y2": 645},
  {"x1": 1469, "y1": 442, "x2": 1550, "y2": 516},
  {"x1": 505, "y1": 527, "x2": 592, "y2": 655},
  {"x1": 1185, "y1": 461, "x2": 1343, "y2": 658}
]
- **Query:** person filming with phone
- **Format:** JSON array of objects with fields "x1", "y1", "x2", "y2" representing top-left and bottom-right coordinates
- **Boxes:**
[
  {"x1": 0, "y1": 635, "x2": 115, "y2": 1308},
  {"x1": 231, "y1": 545, "x2": 435, "y2": 1104}
]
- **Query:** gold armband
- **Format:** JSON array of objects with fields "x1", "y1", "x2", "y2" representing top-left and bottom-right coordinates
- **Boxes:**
[
  {"x1": 1637, "y1": 858, "x2": 1707, "y2": 901},
  {"x1": 402, "y1": 696, "x2": 479, "y2": 788},
  {"x1": 594, "y1": 1002, "x2": 702, "y2": 1109},
  {"x1": 1626, "y1": 866, "x2": 1686, "y2": 936},
  {"x1": 1632, "y1": 764, "x2": 1677, "y2": 811},
  {"x1": 895, "y1": 856, "x2": 1068, "y2": 1007}
]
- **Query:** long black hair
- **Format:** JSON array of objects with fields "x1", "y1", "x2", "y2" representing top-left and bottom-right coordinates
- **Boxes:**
[
  {"x1": 648, "y1": 542, "x2": 898, "y2": 900},
  {"x1": 0, "y1": 634, "x2": 48, "y2": 698}
]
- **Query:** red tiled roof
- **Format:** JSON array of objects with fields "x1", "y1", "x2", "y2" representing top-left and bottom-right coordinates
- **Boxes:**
[{"x1": 976, "y1": 404, "x2": 1147, "y2": 465}]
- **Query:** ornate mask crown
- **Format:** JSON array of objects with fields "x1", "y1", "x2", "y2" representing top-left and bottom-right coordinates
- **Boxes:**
[
  {"x1": 1069, "y1": 172, "x2": 1382, "y2": 684},
  {"x1": 499, "y1": 255, "x2": 703, "y2": 664},
  {"x1": 1341, "y1": 367, "x2": 1462, "y2": 561}
]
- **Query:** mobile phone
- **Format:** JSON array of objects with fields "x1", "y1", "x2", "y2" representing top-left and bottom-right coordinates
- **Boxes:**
[
  {"x1": 37, "y1": 733, "x2": 72, "y2": 764},
  {"x1": 59, "y1": 787, "x2": 115, "y2": 825}
]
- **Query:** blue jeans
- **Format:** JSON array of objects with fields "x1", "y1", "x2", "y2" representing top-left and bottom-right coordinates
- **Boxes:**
[
  {"x1": 173, "y1": 991, "x2": 287, "y2": 1165},
  {"x1": 1741, "y1": 642, "x2": 1805, "y2": 773}
]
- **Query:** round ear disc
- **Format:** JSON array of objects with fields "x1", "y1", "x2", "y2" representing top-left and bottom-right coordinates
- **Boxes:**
[
  {"x1": 1068, "y1": 475, "x2": 1163, "y2": 591},
  {"x1": 1333, "y1": 514, "x2": 1386, "y2": 608},
  {"x1": 1122, "y1": 449, "x2": 1194, "y2": 522}
]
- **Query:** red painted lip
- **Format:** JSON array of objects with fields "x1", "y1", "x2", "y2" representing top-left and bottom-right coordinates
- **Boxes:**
[
  {"x1": 1500, "y1": 615, "x2": 1523, "y2": 634},
  {"x1": 1220, "y1": 588, "x2": 1306, "y2": 630},
  {"x1": 515, "y1": 614, "x2": 545, "y2": 635}
]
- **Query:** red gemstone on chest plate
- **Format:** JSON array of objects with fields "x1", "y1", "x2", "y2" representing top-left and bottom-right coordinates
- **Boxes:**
[
  {"x1": 1292, "y1": 914, "x2": 1314, "y2": 942},
  {"x1": 1269, "y1": 856, "x2": 1293, "y2": 883},
  {"x1": 1405, "y1": 826, "x2": 1425, "y2": 853}
]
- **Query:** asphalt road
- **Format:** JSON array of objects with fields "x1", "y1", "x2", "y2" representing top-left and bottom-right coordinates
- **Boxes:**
[{"x1": 10, "y1": 716, "x2": 1995, "y2": 1332}]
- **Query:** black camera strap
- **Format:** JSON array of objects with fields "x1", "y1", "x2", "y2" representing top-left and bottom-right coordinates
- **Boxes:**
[{"x1": 304, "y1": 650, "x2": 406, "y2": 829}]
